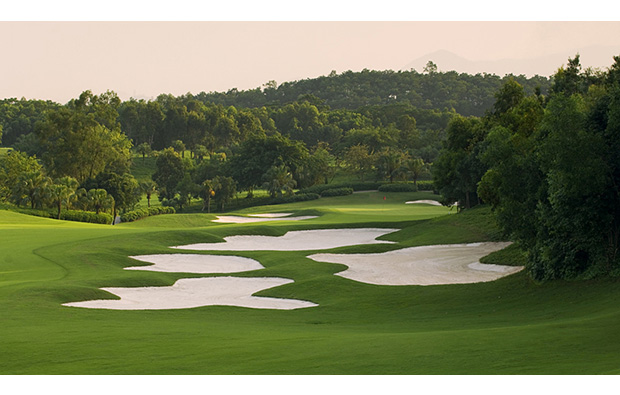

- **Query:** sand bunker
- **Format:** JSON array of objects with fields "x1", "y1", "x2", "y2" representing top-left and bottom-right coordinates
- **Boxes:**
[
  {"x1": 248, "y1": 213, "x2": 293, "y2": 218},
  {"x1": 308, "y1": 242, "x2": 522, "y2": 286},
  {"x1": 125, "y1": 254, "x2": 264, "y2": 273},
  {"x1": 212, "y1": 215, "x2": 318, "y2": 223},
  {"x1": 405, "y1": 200, "x2": 442, "y2": 206},
  {"x1": 172, "y1": 228, "x2": 399, "y2": 251},
  {"x1": 63, "y1": 277, "x2": 318, "y2": 310}
]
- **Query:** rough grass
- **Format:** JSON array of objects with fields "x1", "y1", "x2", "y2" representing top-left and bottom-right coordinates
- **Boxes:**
[{"x1": 2, "y1": 194, "x2": 620, "y2": 374}]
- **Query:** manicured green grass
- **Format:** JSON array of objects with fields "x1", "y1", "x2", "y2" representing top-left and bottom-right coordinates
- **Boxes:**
[
  {"x1": 130, "y1": 155, "x2": 157, "y2": 183},
  {"x1": 2, "y1": 193, "x2": 620, "y2": 374}
]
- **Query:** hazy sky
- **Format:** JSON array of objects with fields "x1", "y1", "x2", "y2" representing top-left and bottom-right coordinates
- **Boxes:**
[{"x1": 2, "y1": 20, "x2": 619, "y2": 103}]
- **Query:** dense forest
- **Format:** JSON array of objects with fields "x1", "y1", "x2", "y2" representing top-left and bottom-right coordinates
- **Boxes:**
[
  {"x1": 2, "y1": 56, "x2": 620, "y2": 281},
  {"x1": 433, "y1": 54, "x2": 620, "y2": 281}
]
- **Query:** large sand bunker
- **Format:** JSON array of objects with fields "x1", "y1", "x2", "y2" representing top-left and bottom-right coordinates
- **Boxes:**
[
  {"x1": 172, "y1": 228, "x2": 399, "y2": 251},
  {"x1": 308, "y1": 242, "x2": 522, "y2": 285},
  {"x1": 125, "y1": 254, "x2": 264, "y2": 273},
  {"x1": 405, "y1": 200, "x2": 442, "y2": 206},
  {"x1": 212, "y1": 213, "x2": 318, "y2": 223},
  {"x1": 63, "y1": 277, "x2": 318, "y2": 310}
]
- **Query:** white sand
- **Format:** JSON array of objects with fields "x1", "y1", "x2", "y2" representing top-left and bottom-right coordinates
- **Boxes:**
[
  {"x1": 248, "y1": 213, "x2": 292, "y2": 218},
  {"x1": 405, "y1": 200, "x2": 442, "y2": 206},
  {"x1": 125, "y1": 254, "x2": 264, "y2": 273},
  {"x1": 308, "y1": 242, "x2": 522, "y2": 286},
  {"x1": 212, "y1": 215, "x2": 318, "y2": 223},
  {"x1": 172, "y1": 228, "x2": 399, "y2": 251},
  {"x1": 63, "y1": 277, "x2": 318, "y2": 310}
]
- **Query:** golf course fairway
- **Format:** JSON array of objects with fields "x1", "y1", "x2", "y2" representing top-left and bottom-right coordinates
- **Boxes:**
[{"x1": 2, "y1": 191, "x2": 620, "y2": 374}]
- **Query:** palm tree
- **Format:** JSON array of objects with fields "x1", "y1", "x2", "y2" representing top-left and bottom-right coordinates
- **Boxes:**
[
  {"x1": 87, "y1": 188, "x2": 114, "y2": 215},
  {"x1": 139, "y1": 180, "x2": 157, "y2": 208},
  {"x1": 404, "y1": 158, "x2": 428, "y2": 187},
  {"x1": 200, "y1": 178, "x2": 220, "y2": 213},
  {"x1": 262, "y1": 165, "x2": 296, "y2": 198},
  {"x1": 11, "y1": 170, "x2": 50, "y2": 209}
]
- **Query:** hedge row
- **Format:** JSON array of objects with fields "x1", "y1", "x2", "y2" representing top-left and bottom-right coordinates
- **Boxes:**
[
  {"x1": 378, "y1": 183, "x2": 419, "y2": 192},
  {"x1": 320, "y1": 188, "x2": 353, "y2": 197},
  {"x1": 416, "y1": 181, "x2": 435, "y2": 191},
  {"x1": 12, "y1": 207, "x2": 113, "y2": 224},
  {"x1": 299, "y1": 182, "x2": 382, "y2": 195},
  {"x1": 270, "y1": 193, "x2": 320, "y2": 204},
  {"x1": 120, "y1": 206, "x2": 176, "y2": 222}
]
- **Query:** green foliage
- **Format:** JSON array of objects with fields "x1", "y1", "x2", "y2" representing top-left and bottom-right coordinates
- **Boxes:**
[
  {"x1": 11, "y1": 207, "x2": 113, "y2": 224},
  {"x1": 262, "y1": 165, "x2": 296, "y2": 198},
  {"x1": 319, "y1": 187, "x2": 353, "y2": 197},
  {"x1": 153, "y1": 147, "x2": 185, "y2": 200},
  {"x1": 299, "y1": 181, "x2": 382, "y2": 195},
  {"x1": 193, "y1": 68, "x2": 549, "y2": 118},
  {"x1": 120, "y1": 206, "x2": 175, "y2": 222},
  {"x1": 378, "y1": 183, "x2": 418, "y2": 192},
  {"x1": 35, "y1": 91, "x2": 132, "y2": 183},
  {"x1": 226, "y1": 133, "x2": 308, "y2": 192},
  {"x1": 478, "y1": 56, "x2": 620, "y2": 281}
]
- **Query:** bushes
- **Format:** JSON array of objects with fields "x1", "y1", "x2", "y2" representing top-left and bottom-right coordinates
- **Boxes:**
[
  {"x1": 416, "y1": 181, "x2": 435, "y2": 191},
  {"x1": 378, "y1": 183, "x2": 418, "y2": 192},
  {"x1": 271, "y1": 193, "x2": 320, "y2": 204},
  {"x1": 11, "y1": 207, "x2": 113, "y2": 224},
  {"x1": 320, "y1": 188, "x2": 353, "y2": 197},
  {"x1": 120, "y1": 206, "x2": 175, "y2": 222},
  {"x1": 300, "y1": 182, "x2": 382, "y2": 195}
]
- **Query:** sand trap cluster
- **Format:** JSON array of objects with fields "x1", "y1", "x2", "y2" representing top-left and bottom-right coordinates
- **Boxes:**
[
  {"x1": 405, "y1": 200, "x2": 442, "y2": 206},
  {"x1": 172, "y1": 228, "x2": 399, "y2": 251},
  {"x1": 125, "y1": 254, "x2": 264, "y2": 273},
  {"x1": 63, "y1": 277, "x2": 318, "y2": 310},
  {"x1": 212, "y1": 213, "x2": 318, "y2": 223},
  {"x1": 308, "y1": 242, "x2": 522, "y2": 286}
]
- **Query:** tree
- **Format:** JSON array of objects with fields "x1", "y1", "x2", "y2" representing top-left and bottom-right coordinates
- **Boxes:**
[
  {"x1": 175, "y1": 173, "x2": 199, "y2": 210},
  {"x1": 11, "y1": 170, "x2": 50, "y2": 209},
  {"x1": 96, "y1": 172, "x2": 140, "y2": 221},
  {"x1": 140, "y1": 180, "x2": 157, "y2": 208},
  {"x1": 404, "y1": 157, "x2": 427, "y2": 186},
  {"x1": 0, "y1": 150, "x2": 42, "y2": 202},
  {"x1": 376, "y1": 148, "x2": 406, "y2": 183},
  {"x1": 81, "y1": 188, "x2": 114, "y2": 214},
  {"x1": 226, "y1": 133, "x2": 308, "y2": 196},
  {"x1": 343, "y1": 144, "x2": 372, "y2": 181},
  {"x1": 152, "y1": 148, "x2": 185, "y2": 201},
  {"x1": 213, "y1": 175, "x2": 236, "y2": 211},
  {"x1": 433, "y1": 115, "x2": 487, "y2": 209},
  {"x1": 199, "y1": 178, "x2": 220, "y2": 213},
  {"x1": 171, "y1": 140, "x2": 186, "y2": 158},
  {"x1": 262, "y1": 165, "x2": 296, "y2": 198},
  {"x1": 136, "y1": 142, "x2": 152, "y2": 161},
  {"x1": 423, "y1": 61, "x2": 438, "y2": 74},
  {"x1": 36, "y1": 96, "x2": 133, "y2": 183}
]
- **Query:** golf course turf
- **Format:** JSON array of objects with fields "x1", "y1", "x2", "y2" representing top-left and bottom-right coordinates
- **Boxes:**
[{"x1": 2, "y1": 191, "x2": 620, "y2": 374}]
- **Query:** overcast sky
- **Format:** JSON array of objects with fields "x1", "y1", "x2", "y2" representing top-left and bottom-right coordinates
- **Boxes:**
[{"x1": 2, "y1": 3, "x2": 619, "y2": 103}]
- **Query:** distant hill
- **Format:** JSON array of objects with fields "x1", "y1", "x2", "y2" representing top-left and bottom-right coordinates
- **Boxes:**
[
  {"x1": 194, "y1": 68, "x2": 551, "y2": 118},
  {"x1": 404, "y1": 46, "x2": 620, "y2": 77}
]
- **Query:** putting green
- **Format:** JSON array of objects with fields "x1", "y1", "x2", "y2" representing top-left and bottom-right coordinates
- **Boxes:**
[{"x1": 2, "y1": 193, "x2": 620, "y2": 374}]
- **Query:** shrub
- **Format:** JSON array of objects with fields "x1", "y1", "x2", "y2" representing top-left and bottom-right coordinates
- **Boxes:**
[
  {"x1": 378, "y1": 183, "x2": 418, "y2": 192},
  {"x1": 300, "y1": 182, "x2": 382, "y2": 195},
  {"x1": 416, "y1": 181, "x2": 436, "y2": 191},
  {"x1": 320, "y1": 188, "x2": 353, "y2": 197},
  {"x1": 11, "y1": 207, "x2": 113, "y2": 224},
  {"x1": 271, "y1": 193, "x2": 320, "y2": 204},
  {"x1": 120, "y1": 206, "x2": 176, "y2": 222}
]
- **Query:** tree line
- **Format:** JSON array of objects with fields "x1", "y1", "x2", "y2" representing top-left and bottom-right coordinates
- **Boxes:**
[{"x1": 433, "y1": 54, "x2": 620, "y2": 281}]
